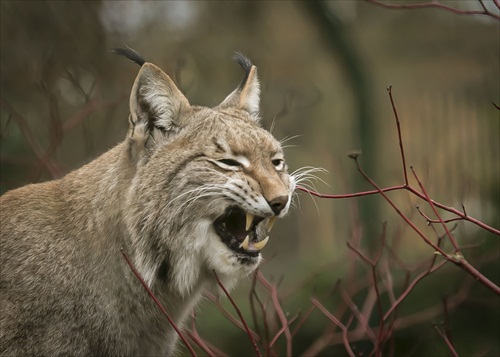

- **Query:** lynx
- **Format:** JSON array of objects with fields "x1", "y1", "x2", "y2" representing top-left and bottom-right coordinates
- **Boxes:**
[{"x1": 0, "y1": 49, "x2": 295, "y2": 356}]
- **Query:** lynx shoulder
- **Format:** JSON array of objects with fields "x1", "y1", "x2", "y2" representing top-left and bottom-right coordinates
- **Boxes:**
[{"x1": 0, "y1": 49, "x2": 294, "y2": 356}]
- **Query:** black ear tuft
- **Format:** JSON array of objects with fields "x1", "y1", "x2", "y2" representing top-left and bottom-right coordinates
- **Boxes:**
[
  {"x1": 218, "y1": 52, "x2": 260, "y2": 118},
  {"x1": 233, "y1": 52, "x2": 253, "y2": 72},
  {"x1": 111, "y1": 47, "x2": 146, "y2": 67},
  {"x1": 233, "y1": 52, "x2": 253, "y2": 89}
]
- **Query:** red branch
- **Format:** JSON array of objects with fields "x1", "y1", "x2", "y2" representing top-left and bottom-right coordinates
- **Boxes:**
[
  {"x1": 296, "y1": 185, "x2": 499, "y2": 236},
  {"x1": 312, "y1": 298, "x2": 356, "y2": 357},
  {"x1": 383, "y1": 259, "x2": 447, "y2": 320},
  {"x1": 296, "y1": 85, "x2": 500, "y2": 297},
  {"x1": 441, "y1": 296, "x2": 456, "y2": 354},
  {"x1": 214, "y1": 272, "x2": 262, "y2": 357},
  {"x1": 256, "y1": 271, "x2": 293, "y2": 357},
  {"x1": 187, "y1": 312, "x2": 218, "y2": 357},
  {"x1": 120, "y1": 250, "x2": 197, "y2": 357},
  {"x1": 348, "y1": 222, "x2": 387, "y2": 356},
  {"x1": 434, "y1": 324, "x2": 459, "y2": 357},
  {"x1": 410, "y1": 167, "x2": 460, "y2": 252},
  {"x1": 204, "y1": 291, "x2": 260, "y2": 341},
  {"x1": 388, "y1": 86, "x2": 408, "y2": 186}
]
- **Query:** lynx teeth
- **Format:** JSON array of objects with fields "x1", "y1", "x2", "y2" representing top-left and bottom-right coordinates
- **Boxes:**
[
  {"x1": 245, "y1": 213, "x2": 254, "y2": 231},
  {"x1": 253, "y1": 236, "x2": 269, "y2": 251},
  {"x1": 246, "y1": 213, "x2": 276, "y2": 233},
  {"x1": 239, "y1": 235, "x2": 270, "y2": 252},
  {"x1": 240, "y1": 235, "x2": 250, "y2": 250},
  {"x1": 267, "y1": 217, "x2": 276, "y2": 232}
]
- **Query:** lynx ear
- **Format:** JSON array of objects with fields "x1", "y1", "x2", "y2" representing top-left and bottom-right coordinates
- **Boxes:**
[
  {"x1": 129, "y1": 62, "x2": 190, "y2": 136},
  {"x1": 218, "y1": 53, "x2": 260, "y2": 120}
]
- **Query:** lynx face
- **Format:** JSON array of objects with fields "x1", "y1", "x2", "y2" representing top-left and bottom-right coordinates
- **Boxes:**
[
  {"x1": 201, "y1": 117, "x2": 292, "y2": 263},
  {"x1": 123, "y1": 52, "x2": 295, "y2": 294}
]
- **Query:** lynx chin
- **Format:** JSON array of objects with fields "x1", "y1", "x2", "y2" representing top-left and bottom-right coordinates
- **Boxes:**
[{"x1": 0, "y1": 49, "x2": 296, "y2": 356}]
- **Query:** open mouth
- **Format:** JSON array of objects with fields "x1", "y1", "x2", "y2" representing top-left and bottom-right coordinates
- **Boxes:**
[{"x1": 213, "y1": 206, "x2": 276, "y2": 258}]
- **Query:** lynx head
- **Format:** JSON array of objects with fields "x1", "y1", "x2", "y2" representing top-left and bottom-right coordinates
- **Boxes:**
[{"x1": 118, "y1": 49, "x2": 294, "y2": 296}]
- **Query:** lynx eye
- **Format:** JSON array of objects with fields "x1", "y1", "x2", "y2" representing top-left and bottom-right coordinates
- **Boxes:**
[
  {"x1": 212, "y1": 158, "x2": 243, "y2": 171},
  {"x1": 272, "y1": 159, "x2": 285, "y2": 171},
  {"x1": 210, "y1": 155, "x2": 249, "y2": 171},
  {"x1": 219, "y1": 159, "x2": 241, "y2": 167}
]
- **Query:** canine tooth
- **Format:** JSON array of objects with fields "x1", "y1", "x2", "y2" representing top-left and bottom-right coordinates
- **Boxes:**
[
  {"x1": 245, "y1": 213, "x2": 254, "y2": 231},
  {"x1": 253, "y1": 236, "x2": 269, "y2": 251},
  {"x1": 267, "y1": 217, "x2": 276, "y2": 232},
  {"x1": 240, "y1": 235, "x2": 250, "y2": 250}
]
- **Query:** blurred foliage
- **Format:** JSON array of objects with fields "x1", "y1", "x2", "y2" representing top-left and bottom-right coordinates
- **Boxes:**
[{"x1": 1, "y1": 1, "x2": 499, "y2": 356}]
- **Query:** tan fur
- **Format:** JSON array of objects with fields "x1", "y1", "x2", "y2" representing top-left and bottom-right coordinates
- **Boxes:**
[{"x1": 0, "y1": 54, "x2": 294, "y2": 356}]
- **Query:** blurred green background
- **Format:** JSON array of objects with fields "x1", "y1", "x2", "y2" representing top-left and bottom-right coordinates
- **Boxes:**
[{"x1": 1, "y1": 1, "x2": 499, "y2": 356}]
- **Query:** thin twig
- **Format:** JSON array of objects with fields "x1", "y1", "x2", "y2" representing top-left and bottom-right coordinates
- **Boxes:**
[
  {"x1": 297, "y1": 184, "x2": 405, "y2": 199},
  {"x1": 121, "y1": 250, "x2": 196, "y2": 357},
  {"x1": 411, "y1": 169, "x2": 499, "y2": 295},
  {"x1": 442, "y1": 296, "x2": 454, "y2": 350},
  {"x1": 249, "y1": 272, "x2": 264, "y2": 348},
  {"x1": 383, "y1": 259, "x2": 447, "y2": 321},
  {"x1": 296, "y1": 185, "x2": 499, "y2": 236},
  {"x1": 257, "y1": 272, "x2": 293, "y2": 357},
  {"x1": 186, "y1": 327, "x2": 228, "y2": 357},
  {"x1": 416, "y1": 204, "x2": 463, "y2": 225},
  {"x1": 455, "y1": 259, "x2": 500, "y2": 295},
  {"x1": 373, "y1": 231, "x2": 386, "y2": 357},
  {"x1": 204, "y1": 291, "x2": 260, "y2": 340},
  {"x1": 353, "y1": 158, "x2": 448, "y2": 256},
  {"x1": 312, "y1": 298, "x2": 356, "y2": 357},
  {"x1": 187, "y1": 312, "x2": 218, "y2": 357},
  {"x1": 387, "y1": 86, "x2": 408, "y2": 186},
  {"x1": 434, "y1": 325, "x2": 459, "y2": 357},
  {"x1": 291, "y1": 304, "x2": 316, "y2": 337},
  {"x1": 214, "y1": 272, "x2": 262, "y2": 357},
  {"x1": 410, "y1": 167, "x2": 461, "y2": 253},
  {"x1": 340, "y1": 287, "x2": 377, "y2": 343},
  {"x1": 308, "y1": 275, "x2": 474, "y2": 348}
]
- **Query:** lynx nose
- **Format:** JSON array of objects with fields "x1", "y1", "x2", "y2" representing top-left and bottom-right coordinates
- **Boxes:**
[{"x1": 267, "y1": 196, "x2": 288, "y2": 216}]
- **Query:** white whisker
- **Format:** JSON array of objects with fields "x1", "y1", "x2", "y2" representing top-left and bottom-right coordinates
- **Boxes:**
[
  {"x1": 279, "y1": 135, "x2": 301, "y2": 146},
  {"x1": 179, "y1": 191, "x2": 223, "y2": 222},
  {"x1": 289, "y1": 166, "x2": 329, "y2": 216},
  {"x1": 291, "y1": 166, "x2": 330, "y2": 189}
]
